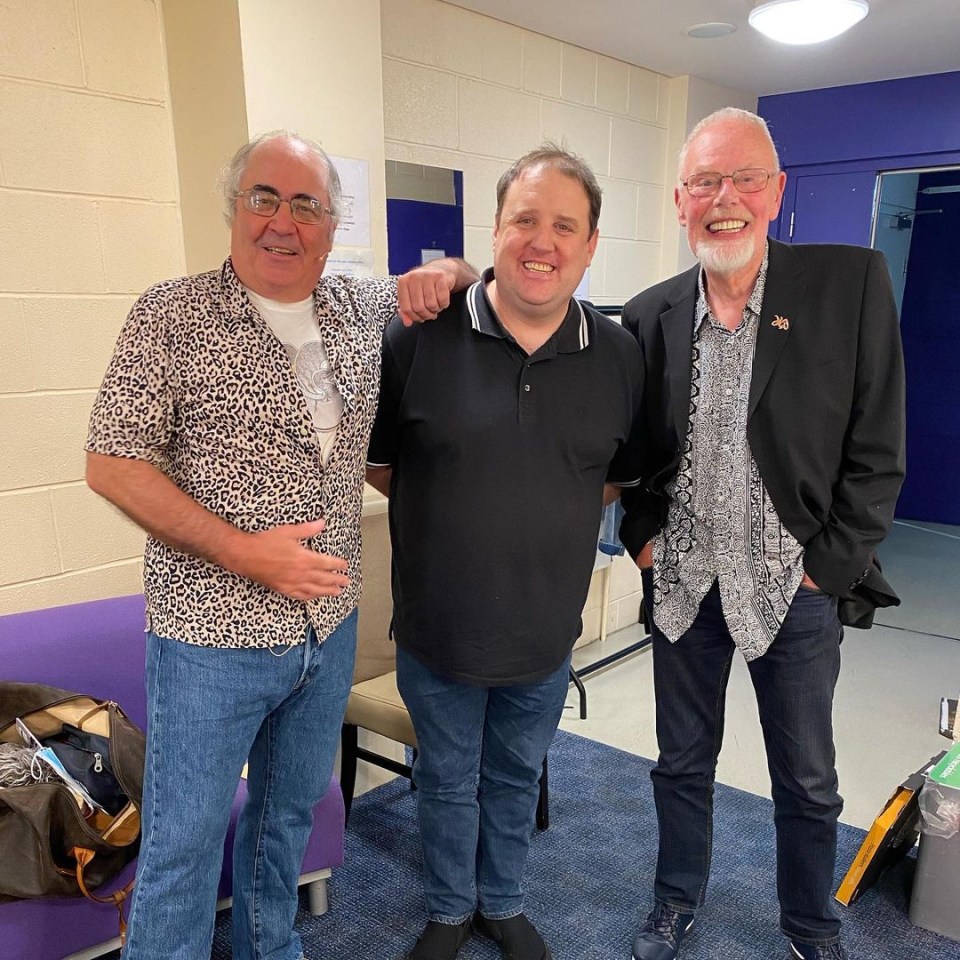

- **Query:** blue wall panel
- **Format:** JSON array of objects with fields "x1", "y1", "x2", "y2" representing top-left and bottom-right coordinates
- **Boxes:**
[{"x1": 759, "y1": 71, "x2": 960, "y2": 167}]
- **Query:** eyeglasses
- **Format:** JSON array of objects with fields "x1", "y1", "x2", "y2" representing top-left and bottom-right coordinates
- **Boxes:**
[
  {"x1": 234, "y1": 187, "x2": 333, "y2": 225},
  {"x1": 681, "y1": 168, "x2": 776, "y2": 198}
]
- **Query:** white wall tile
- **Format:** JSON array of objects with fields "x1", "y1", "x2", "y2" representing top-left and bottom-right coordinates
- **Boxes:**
[
  {"x1": 380, "y1": 0, "x2": 480, "y2": 76},
  {"x1": 597, "y1": 178, "x2": 639, "y2": 240},
  {"x1": 628, "y1": 64, "x2": 661, "y2": 124},
  {"x1": 0, "y1": 393, "x2": 94, "y2": 488},
  {"x1": 0, "y1": 560, "x2": 144, "y2": 616},
  {"x1": 385, "y1": 141, "x2": 464, "y2": 172},
  {"x1": 604, "y1": 239, "x2": 661, "y2": 302},
  {"x1": 380, "y1": 0, "x2": 438, "y2": 65},
  {"x1": 52, "y1": 483, "x2": 145, "y2": 571},
  {"x1": 0, "y1": 491, "x2": 61, "y2": 584},
  {"x1": 382, "y1": 60, "x2": 459, "y2": 148},
  {"x1": 0, "y1": 0, "x2": 83, "y2": 86},
  {"x1": 0, "y1": 81, "x2": 178, "y2": 200},
  {"x1": 611, "y1": 553, "x2": 642, "y2": 595},
  {"x1": 587, "y1": 242, "x2": 607, "y2": 299},
  {"x1": 98, "y1": 201, "x2": 184, "y2": 293},
  {"x1": 540, "y1": 100, "x2": 610, "y2": 177},
  {"x1": 0, "y1": 298, "x2": 32, "y2": 392},
  {"x1": 480, "y1": 17, "x2": 522, "y2": 88},
  {"x1": 457, "y1": 79, "x2": 541, "y2": 160},
  {"x1": 0, "y1": 191, "x2": 106, "y2": 293},
  {"x1": 637, "y1": 181, "x2": 667, "y2": 242},
  {"x1": 464, "y1": 225, "x2": 492, "y2": 274},
  {"x1": 521, "y1": 31, "x2": 561, "y2": 98},
  {"x1": 460, "y1": 154, "x2": 508, "y2": 230},
  {"x1": 610, "y1": 118, "x2": 667, "y2": 183},
  {"x1": 78, "y1": 0, "x2": 166, "y2": 101},
  {"x1": 560, "y1": 43, "x2": 596, "y2": 107},
  {"x1": 596, "y1": 55, "x2": 629, "y2": 116},
  {"x1": 20, "y1": 296, "x2": 135, "y2": 390}
]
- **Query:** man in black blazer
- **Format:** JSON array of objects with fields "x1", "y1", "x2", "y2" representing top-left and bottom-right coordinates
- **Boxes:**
[{"x1": 620, "y1": 108, "x2": 904, "y2": 960}]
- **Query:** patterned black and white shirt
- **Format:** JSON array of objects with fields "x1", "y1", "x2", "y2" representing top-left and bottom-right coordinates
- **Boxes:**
[
  {"x1": 652, "y1": 249, "x2": 805, "y2": 660},
  {"x1": 86, "y1": 258, "x2": 398, "y2": 649}
]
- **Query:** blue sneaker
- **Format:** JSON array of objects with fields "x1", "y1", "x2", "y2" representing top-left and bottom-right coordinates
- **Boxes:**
[
  {"x1": 789, "y1": 940, "x2": 848, "y2": 960},
  {"x1": 631, "y1": 902, "x2": 695, "y2": 960}
]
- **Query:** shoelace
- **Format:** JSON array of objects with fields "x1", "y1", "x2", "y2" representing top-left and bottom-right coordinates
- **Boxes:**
[{"x1": 649, "y1": 905, "x2": 687, "y2": 941}]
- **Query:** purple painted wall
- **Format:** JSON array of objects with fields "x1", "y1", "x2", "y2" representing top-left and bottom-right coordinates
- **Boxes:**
[
  {"x1": 758, "y1": 71, "x2": 960, "y2": 168},
  {"x1": 759, "y1": 72, "x2": 960, "y2": 526}
]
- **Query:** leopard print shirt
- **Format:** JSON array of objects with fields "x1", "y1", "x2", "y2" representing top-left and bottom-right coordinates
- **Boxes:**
[{"x1": 86, "y1": 258, "x2": 398, "y2": 648}]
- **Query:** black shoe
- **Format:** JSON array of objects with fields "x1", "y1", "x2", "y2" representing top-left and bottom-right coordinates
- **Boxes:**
[
  {"x1": 473, "y1": 912, "x2": 553, "y2": 960},
  {"x1": 631, "y1": 901, "x2": 695, "y2": 960},
  {"x1": 404, "y1": 918, "x2": 472, "y2": 960},
  {"x1": 789, "y1": 940, "x2": 848, "y2": 960}
]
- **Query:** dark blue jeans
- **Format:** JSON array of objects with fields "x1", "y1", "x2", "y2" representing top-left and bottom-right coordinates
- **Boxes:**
[
  {"x1": 396, "y1": 646, "x2": 571, "y2": 923},
  {"x1": 643, "y1": 572, "x2": 844, "y2": 946}
]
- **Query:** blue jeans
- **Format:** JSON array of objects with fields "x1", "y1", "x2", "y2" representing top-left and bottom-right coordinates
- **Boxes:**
[
  {"x1": 643, "y1": 573, "x2": 844, "y2": 946},
  {"x1": 396, "y1": 647, "x2": 570, "y2": 924},
  {"x1": 123, "y1": 609, "x2": 357, "y2": 960}
]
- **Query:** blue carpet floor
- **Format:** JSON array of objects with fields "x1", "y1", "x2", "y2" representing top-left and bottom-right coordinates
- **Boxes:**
[{"x1": 213, "y1": 730, "x2": 954, "y2": 959}]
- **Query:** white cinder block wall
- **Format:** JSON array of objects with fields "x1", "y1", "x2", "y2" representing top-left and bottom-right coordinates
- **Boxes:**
[
  {"x1": 0, "y1": 0, "x2": 752, "y2": 623},
  {"x1": 380, "y1": 0, "x2": 667, "y2": 637},
  {"x1": 380, "y1": 0, "x2": 666, "y2": 308},
  {"x1": 0, "y1": 0, "x2": 183, "y2": 614}
]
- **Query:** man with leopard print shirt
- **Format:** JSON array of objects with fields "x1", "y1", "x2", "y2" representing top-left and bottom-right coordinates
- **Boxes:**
[{"x1": 85, "y1": 131, "x2": 477, "y2": 960}]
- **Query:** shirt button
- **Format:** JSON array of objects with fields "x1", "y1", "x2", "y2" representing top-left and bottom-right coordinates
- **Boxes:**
[
  {"x1": 724, "y1": 388, "x2": 733, "y2": 396},
  {"x1": 524, "y1": 384, "x2": 531, "y2": 392}
]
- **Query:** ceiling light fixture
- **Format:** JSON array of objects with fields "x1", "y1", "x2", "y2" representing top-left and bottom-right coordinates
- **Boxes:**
[{"x1": 748, "y1": 0, "x2": 869, "y2": 45}]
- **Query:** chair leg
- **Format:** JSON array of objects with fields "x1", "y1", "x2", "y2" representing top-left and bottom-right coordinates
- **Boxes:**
[
  {"x1": 568, "y1": 666, "x2": 587, "y2": 720},
  {"x1": 340, "y1": 723, "x2": 359, "y2": 824},
  {"x1": 536, "y1": 754, "x2": 549, "y2": 830}
]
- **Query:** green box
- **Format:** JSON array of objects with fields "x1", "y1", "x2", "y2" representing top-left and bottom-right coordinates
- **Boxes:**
[{"x1": 928, "y1": 741, "x2": 960, "y2": 789}]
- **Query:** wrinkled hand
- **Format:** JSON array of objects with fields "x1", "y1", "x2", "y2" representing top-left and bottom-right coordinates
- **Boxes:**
[
  {"x1": 229, "y1": 519, "x2": 350, "y2": 600},
  {"x1": 397, "y1": 261, "x2": 458, "y2": 326},
  {"x1": 635, "y1": 542, "x2": 653, "y2": 570}
]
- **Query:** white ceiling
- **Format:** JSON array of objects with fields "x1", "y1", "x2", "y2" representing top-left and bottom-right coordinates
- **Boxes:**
[{"x1": 449, "y1": 0, "x2": 960, "y2": 97}]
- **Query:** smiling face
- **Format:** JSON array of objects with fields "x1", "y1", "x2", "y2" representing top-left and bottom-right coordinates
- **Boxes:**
[
  {"x1": 491, "y1": 164, "x2": 599, "y2": 326},
  {"x1": 230, "y1": 137, "x2": 336, "y2": 302},
  {"x1": 676, "y1": 117, "x2": 786, "y2": 281}
]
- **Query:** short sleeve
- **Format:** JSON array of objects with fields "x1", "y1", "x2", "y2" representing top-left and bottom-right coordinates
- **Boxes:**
[{"x1": 85, "y1": 289, "x2": 174, "y2": 467}]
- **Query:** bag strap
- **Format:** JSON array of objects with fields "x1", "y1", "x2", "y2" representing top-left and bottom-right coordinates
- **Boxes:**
[{"x1": 69, "y1": 846, "x2": 133, "y2": 945}]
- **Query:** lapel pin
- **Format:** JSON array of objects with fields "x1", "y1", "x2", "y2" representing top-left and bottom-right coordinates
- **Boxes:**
[{"x1": 772, "y1": 315, "x2": 789, "y2": 331}]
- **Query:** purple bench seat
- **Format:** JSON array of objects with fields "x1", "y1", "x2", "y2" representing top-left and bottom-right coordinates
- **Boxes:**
[{"x1": 0, "y1": 594, "x2": 345, "y2": 960}]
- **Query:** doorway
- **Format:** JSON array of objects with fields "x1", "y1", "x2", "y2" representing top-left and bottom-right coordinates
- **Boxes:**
[{"x1": 870, "y1": 166, "x2": 960, "y2": 524}]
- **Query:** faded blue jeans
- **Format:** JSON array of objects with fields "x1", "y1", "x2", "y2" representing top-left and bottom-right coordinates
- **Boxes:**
[
  {"x1": 396, "y1": 646, "x2": 571, "y2": 924},
  {"x1": 643, "y1": 572, "x2": 845, "y2": 947},
  {"x1": 122, "y1": 609, "x2": 357, "y2": 960}
]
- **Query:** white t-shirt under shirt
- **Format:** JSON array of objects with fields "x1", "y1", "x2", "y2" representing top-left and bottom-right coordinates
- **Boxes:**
[{"x1": 246, "y1": 288, "x2": 343, "y2": 465}]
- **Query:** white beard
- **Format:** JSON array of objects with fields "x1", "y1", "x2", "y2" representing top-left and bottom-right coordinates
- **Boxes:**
[{"x1": 692, "y1": 233, "x2": 757, "y2": 275}]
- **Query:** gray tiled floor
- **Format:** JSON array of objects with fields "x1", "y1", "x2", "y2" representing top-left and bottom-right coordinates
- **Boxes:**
[{"x1": 559, "y1": 519, "x2": 960, "y2": 830}]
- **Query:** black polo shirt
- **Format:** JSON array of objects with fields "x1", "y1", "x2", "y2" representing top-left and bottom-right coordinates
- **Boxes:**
[{"x1": 368, "y1": 273, "x2": 644, "y2": 686}]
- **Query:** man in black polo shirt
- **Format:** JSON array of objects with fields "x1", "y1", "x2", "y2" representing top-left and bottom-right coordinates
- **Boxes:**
[{"x1": 367, "y1": 145, "x2": 643, "y2": 960}]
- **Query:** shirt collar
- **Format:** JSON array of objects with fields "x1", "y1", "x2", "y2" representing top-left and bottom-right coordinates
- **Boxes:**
[
  {"x1": 466, "y1": 267, "x2": 590, "y2": 353},
  {"x1": 695, "y1": 242, "x2": 770, "y2": 333},
  {"x1": 218, "y1": 258, "x2": 322, "y2": 330}
]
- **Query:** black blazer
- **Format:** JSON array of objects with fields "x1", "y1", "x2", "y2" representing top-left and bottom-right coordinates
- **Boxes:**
[{"x1": 619, "y1": 239, "x2": 905, "y2": 628}]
